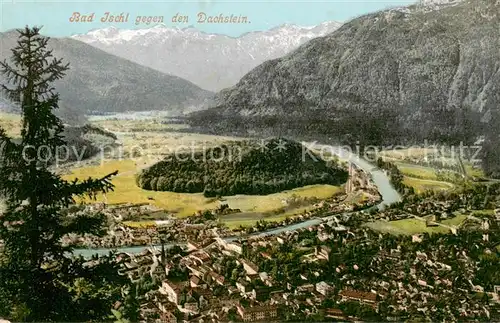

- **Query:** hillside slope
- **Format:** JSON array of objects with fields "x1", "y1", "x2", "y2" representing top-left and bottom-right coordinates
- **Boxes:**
[
  {"x1": 191, "y1": 0, "x2": 499, "y2": 145},
  {"x1": 0, "y1": 30, "x2": 213, "y2": 115},
  {"x1": 136, "y1": 138, "x2": 348, "y2": 197}
]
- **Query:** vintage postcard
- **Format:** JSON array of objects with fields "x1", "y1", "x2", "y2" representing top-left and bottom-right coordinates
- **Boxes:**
[{"x1": 0, "y1": 0, "x2": 499, "y2": 321}]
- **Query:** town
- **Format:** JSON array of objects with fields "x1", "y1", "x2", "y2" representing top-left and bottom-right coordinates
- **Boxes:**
[{"x1": 65, "y1": 161, "x2": 380, "y2": 249}]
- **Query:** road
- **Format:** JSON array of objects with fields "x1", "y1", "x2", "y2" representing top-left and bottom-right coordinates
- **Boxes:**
[{"x1": 74, "y1": 143, "x2": 402, "y2": 257}]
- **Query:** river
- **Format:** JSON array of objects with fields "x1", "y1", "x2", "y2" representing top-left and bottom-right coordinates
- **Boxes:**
[{"x1": 74, "y1": 144, "x2": 402, "y2": 257}]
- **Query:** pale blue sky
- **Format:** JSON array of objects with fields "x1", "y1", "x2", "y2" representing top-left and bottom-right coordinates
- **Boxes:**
[{"x1": 0, "y1": 0, "x2": 415, "y2": 37}]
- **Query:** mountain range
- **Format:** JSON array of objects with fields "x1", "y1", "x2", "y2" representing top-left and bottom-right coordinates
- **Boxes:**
[
  {"x1": 0, "y1": 30, "x2": 213, "y2": 116},
  {"x1": 190, "y1": 0, "x2": 498, "y2": 145},
  {"x1": 72, "y1": 21, "x2": 342, "y2": 92}
]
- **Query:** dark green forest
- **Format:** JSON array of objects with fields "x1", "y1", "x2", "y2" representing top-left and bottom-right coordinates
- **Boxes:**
[
  {"x1": 58, "y1": 124, "x2": 117, "y2": 163},
  {"x1": 136, "y1": 138, "x2": 348, "y2": 197}
]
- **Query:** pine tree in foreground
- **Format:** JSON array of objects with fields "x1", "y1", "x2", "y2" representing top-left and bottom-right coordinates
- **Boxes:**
[{"x1": 0, "y1": 26, "x2": 125, "y2": 321}]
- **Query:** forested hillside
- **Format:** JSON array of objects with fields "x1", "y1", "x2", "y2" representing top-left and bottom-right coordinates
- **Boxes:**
[{"x1": 136, "y1": 138, "x2": 348, "y2": 197}]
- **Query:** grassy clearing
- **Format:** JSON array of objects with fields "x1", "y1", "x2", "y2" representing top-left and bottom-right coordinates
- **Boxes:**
[
  {"x1": 367, "y1": 214, "x2": 468, "y2": 235},
  {"x1": 0, "y1": 112, "x2": 21, "y2": 137},
  {"x1": 441, "y1": 214, "x2": 468, "y2": 227},
  {"x1": 388, "y1": 218, "x2": 449, "y2": 234},
  {"x1": 343, "y1": 191, "x2": 373, "y2": 204},
  {"x1": 471, "y1": 209, "x2": 495, "y2": 217},
  {"x1": 224, "y1": 219, "x2": 261, "y2": 230},
  {"x1": 378, "y1": 152, "x2": 460, "y2": 193},
  {"x1": 220, "y1": 205, "x2": 322, "y2": 229},
  {"x1": 93, "y1": 119, "x2": 190, "y2": 133},
  {"x1": 396, "y1": 162, "x2": 459, "y2": 193},
  {"x1": 220, "y1": 186, "x2": 342, "y2": 228},
  {"x1": 64, "y1": 159, "x2": 343, "y2": 218},
  {"x1": 403, "y1": 176, "x2": 455, "y2": 193},
  {"x1": 380, "y1": 148, "x2": 487, "y2": 180},
  {"x1": 277, "y1": 205, "x2": 317, "y2": 218},
  {"x1": 379, "y1": 147, "x2": 440, "y2": 160},
  {"x1": 64, "y1": 159, "x2": 219, "y2": 217},
  {"x1": 223, "y1": 185, "x2": 342, "y2": 213},
  {"x1": 364, "y1": 221, "x2": 408, "y2": 235},
  {"x1": 122, "y1": 221, "x2": 157, "y2": 228}
]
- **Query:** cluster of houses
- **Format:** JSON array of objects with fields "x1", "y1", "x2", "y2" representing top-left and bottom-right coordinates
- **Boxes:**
[
  {"x1": 61, "y1": 159, "x2": 500, "y2": 321},
  {"x1": 86, "y1": 200, "x2": 500, "y2": 323},
  {"x1": 61, "y1": 203, "x2": 238, "y2": 249},
  {"x1": 113, "y1": 227, "x2": 366, "y2": 322}
]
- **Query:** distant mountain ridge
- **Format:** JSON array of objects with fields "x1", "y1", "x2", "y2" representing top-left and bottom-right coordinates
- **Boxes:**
[
  {"x1": 0, "y1": 30, "x2": 213, "y2": 115},
  {"x1": 72, "y1": 21, "x2": 342, "y2": 91}
]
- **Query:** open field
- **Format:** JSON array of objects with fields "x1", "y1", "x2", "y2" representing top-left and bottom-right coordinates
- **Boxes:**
[
  {"x1": 388, "y1": 218, "x2": 449, "y2": 235},
  {"x1": 471, "y1": 209, "x2": 495, "y2": 217},
  {"x1": 441, "y1": 214, "x2": 469, "y2": 227},
  {"x1": 63, "y1": 159, "x2": 216, "y2": 217},
  {"x1": 220, "y1": 207, "x2": 318, "y2": 229},
  {"x1": 394, "y1": 160, "x2": 492, "y2": 193},
  {"x1": 56, "y1": 128, "x2": 247, "y2": 174},
  {"x1": 61, "y1": 121, "x2": 346, "y2": 224},
  {"x1": 464, "y1": 164, "x2": 486, "y2": 178},
  {"x1": 380, "y1": 147, "x2": 485, "y2": 178},
  {"x1": 379, "y1": 147, "x2": 461, "y2": 165},
  {"x1": 366, "y1": 214, "x2": 468, "y2": 235},
  {"x1": 0, "y1": 112, "x2": 21, "y2": 137},
  {"x1": 222, "y1": 185, "x2": 342, "y2": 213},
  {"x1": 122, "y1": 221, "x2": 157, "y2": 228},
  {"x1": 396, "y1": 161, "x2": 485, "y2": 182},
  {"x1": 63, "y1": 159, "x2": 343, "y2": 218},
  {"x1": 402, "y1": 176, "x2": 455, "y2": 193}
]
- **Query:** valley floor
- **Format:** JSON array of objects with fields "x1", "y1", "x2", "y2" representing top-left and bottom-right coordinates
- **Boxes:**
[{"x1": 62, "y1": 121, "x2": 346, "y2": 227}]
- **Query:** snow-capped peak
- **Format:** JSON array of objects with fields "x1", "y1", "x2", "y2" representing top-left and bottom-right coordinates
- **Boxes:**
[{"x1": 415, "y1": 0, "x2": 465, "y2": 10}]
